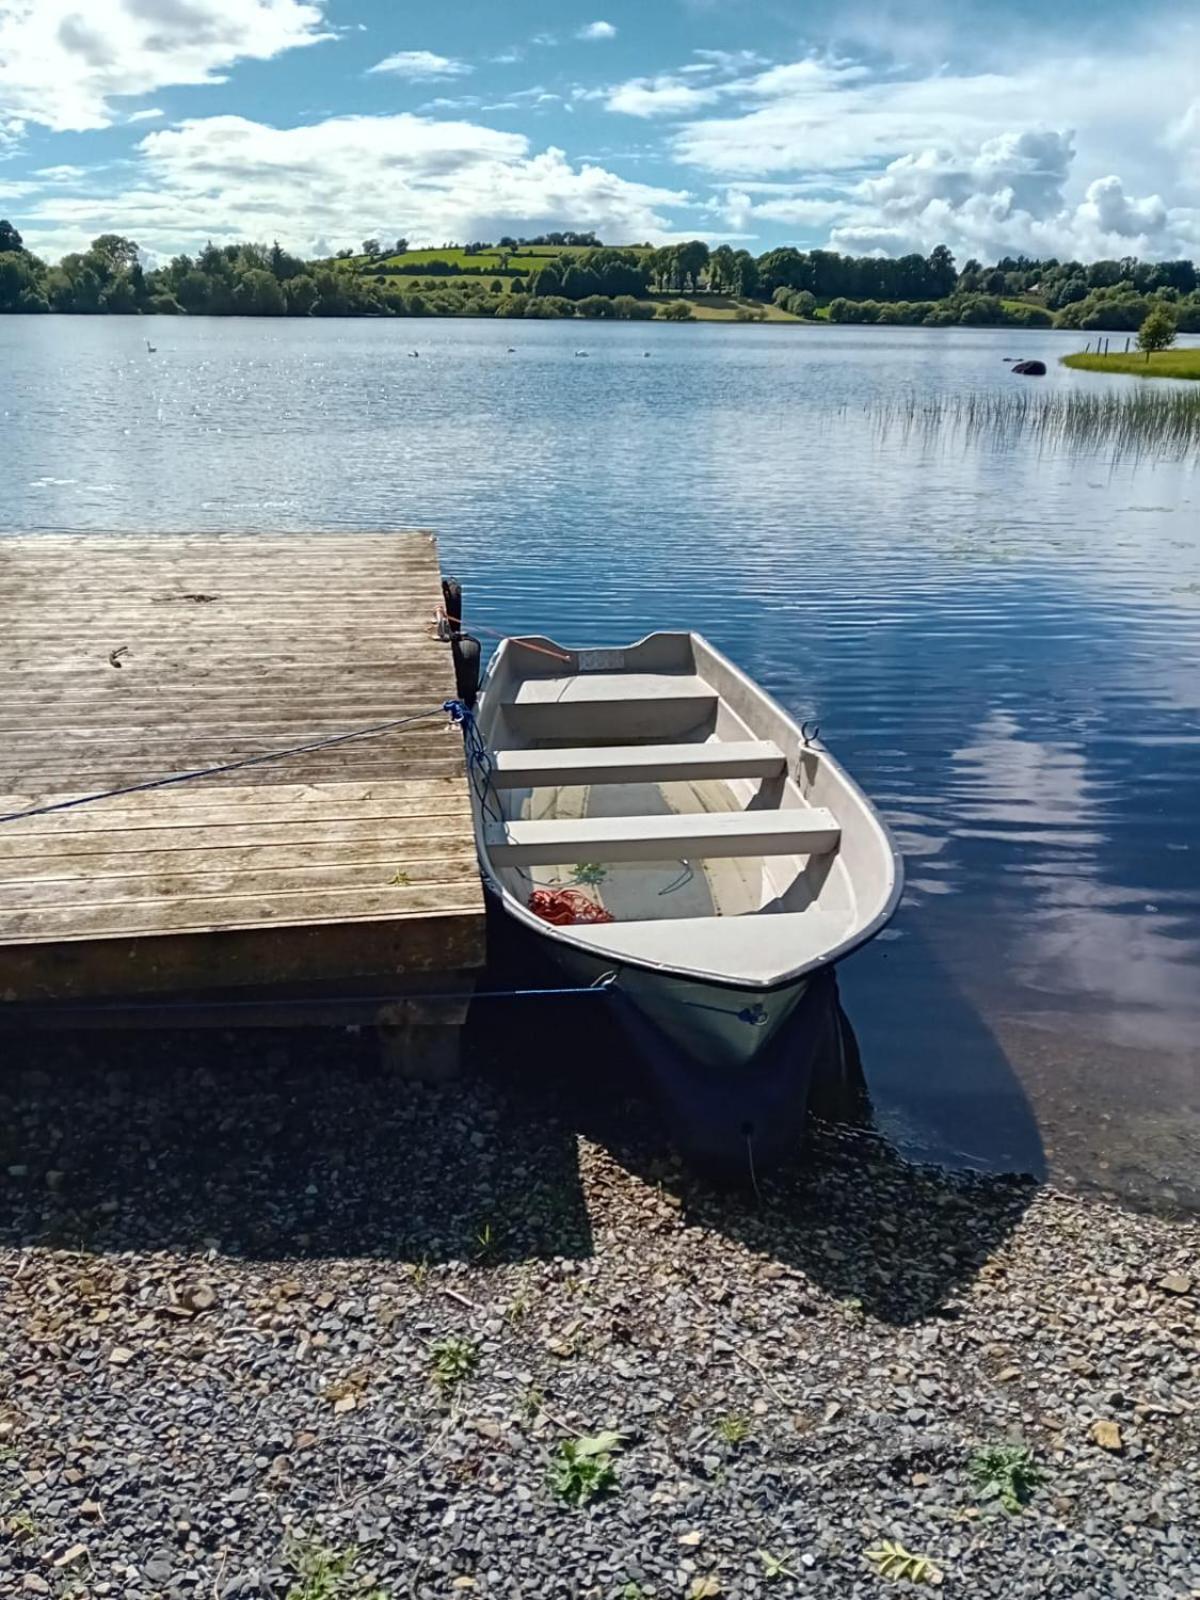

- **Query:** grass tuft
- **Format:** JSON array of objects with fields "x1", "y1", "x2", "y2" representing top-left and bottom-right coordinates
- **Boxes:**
[
  {"x1": 283, "y1": 1535, "x2": 389, "y2": 1600},
  {"x1": 715, "y1": 1412, "x2": 752, "y2": 1446}
]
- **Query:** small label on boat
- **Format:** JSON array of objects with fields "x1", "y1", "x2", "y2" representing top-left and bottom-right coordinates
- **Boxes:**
[{"x1": 578, "y1": 649, "x2": 626, "y2": 672}]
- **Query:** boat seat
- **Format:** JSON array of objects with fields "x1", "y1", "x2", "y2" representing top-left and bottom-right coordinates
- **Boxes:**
[
  {"x1": 503, "y1": 674, "x2": 718, "y2": 740},
  {"x1": 561, "y1": 908, "x2": 855, "y2": 984},
  {"x1": 491, "y1": 740, "x2": 786, "y2": 789},
  {"x1": 487, "y1": 806, "x2": 840, "y2": 866}
]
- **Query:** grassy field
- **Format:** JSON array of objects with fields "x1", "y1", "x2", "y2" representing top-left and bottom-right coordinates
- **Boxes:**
[
  {"x1": 649, "y1": 294, "x2": 800, "y2": 323},
  {"x1": 358, "y1": 271, "x2": 518, "y2": 291},
  {"x1": 1062, "y1": 349, "x2": 1200, "y2": 380},
  {"x1": 356, "y1": 243, "x2": 654, "y2": 274}
]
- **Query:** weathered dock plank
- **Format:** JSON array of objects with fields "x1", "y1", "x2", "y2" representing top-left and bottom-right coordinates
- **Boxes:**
[{"x1": 0, "y1": 533, "x2": 486, "y2": 1002}]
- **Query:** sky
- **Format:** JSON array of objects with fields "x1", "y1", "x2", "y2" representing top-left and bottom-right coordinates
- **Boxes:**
[{"x1": 0, "y1": 0, "x2": 1198, "y2": 266}]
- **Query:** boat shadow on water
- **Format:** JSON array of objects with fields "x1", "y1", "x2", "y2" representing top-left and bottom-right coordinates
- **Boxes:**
[{"x1": 478, "y1": 947, "x2": 1041, "y2": 1326}]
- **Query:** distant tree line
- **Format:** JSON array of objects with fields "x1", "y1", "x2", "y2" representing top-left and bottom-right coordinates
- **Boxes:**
[{"x1": 1, "y1": 218, "x2": 1197, "y2": 330}]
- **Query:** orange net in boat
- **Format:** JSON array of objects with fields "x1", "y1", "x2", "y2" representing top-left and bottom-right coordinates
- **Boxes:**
[{"x1": 528, "y1": 888, "x2": 615, "y2": 927}]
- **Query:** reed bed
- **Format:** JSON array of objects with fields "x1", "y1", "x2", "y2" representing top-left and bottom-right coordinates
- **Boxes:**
[{"x1": 864, "y1": 386, "x2": 1200, "y2": 464}]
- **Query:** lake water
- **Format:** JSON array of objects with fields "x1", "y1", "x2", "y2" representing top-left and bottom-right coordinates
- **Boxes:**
[{"x1": 3, "y1": 315, "x2": 1199, "y2": 1210}]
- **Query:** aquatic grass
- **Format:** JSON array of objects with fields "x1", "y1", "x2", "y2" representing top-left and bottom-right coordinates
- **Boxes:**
[{"x1": 863, "y1": 385, "x2": 1200, "y2": 464}]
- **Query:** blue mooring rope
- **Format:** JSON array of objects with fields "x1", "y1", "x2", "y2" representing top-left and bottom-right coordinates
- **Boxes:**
[
  {"x1": 0, "y1": 704, "x2": 453, "y2": 824},
  {"x1": 446, "y1": 698, "x2": 502, "y2": 824},
  {"x1": 0, "y1": 978, "x2": 617, "y2": 1023}
]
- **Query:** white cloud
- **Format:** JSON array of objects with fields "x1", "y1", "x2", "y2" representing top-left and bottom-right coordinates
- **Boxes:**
[
  {"x1": 693, "y1": 49, "x2": 769, "y2": 72},
  {"x1": 127, "y1": 107, "x2": 166, "y2": 124},
  {"x1": 367, "y1": 50, "x2": 471, "y2": 80},
  {"x1": 828, "y1": 130, "x2": 1195, "y2": 261},
  {"x1": 578, "y1": 21, "x2": 617, "y2": 41},
  {"x1": 607, "y1": 76, "x2": 721, "y2": 118},
  {"x1": 419, "y1": 95, "x2": 482, "y2": 112},
  {"x1": 32, "y1": 163, "x2": 87, "y2": 182},
  {"x1": 660, "y1": 38, "x2": 1200, "y2": 257},
  {"x1": 671, "y1": 47, "x2": 1197, "y2": 193},
  {"x1": 17, "y1": 111, "x2": 689, "y2": 260},
  {"x1": 0, "y1": 0, "x2": 330, "y2": 132}
]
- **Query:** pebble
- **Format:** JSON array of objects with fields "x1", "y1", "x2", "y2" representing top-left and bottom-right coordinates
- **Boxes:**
[{"x1": 1, "y1": 1038, "x2": 1196, "y2": 1598}]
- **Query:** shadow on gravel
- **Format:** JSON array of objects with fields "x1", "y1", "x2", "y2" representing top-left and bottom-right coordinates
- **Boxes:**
[
  {"x1": 483, "y1": 970, "x2": 1041, "y2": 1327},
  {"x1": 0, "y1": 1024, "x2": 594, "y2": 1264},
  {"x1": 1, "y1": 938, "x2": 1039, "y2": 1313}
]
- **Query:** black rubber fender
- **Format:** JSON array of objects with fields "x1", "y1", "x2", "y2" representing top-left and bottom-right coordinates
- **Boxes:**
[
  {"x1": 441, "y1": 577, "x2": 462, "y2": 633},
  {"x1": 452, "y1": 634, "x2": 481, "y2": 709}
]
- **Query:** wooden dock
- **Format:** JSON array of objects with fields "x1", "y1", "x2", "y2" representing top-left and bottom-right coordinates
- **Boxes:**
[{"x1": 0, "y1": 533, "x2": 486, "y2": 1007}]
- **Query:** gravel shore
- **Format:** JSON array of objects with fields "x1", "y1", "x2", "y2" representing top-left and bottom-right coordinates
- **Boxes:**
[{"x1": 1, "y1": 1029, "x2": 1197, "y2": 1599}]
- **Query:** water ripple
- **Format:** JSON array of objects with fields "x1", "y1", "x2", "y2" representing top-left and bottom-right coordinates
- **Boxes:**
[{"x1": 2, "y1": 316, "x2": 1198, "y2": 1208}]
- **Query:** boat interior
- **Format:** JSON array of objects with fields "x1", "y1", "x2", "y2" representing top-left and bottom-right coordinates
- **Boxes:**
[{"x1": 475, "y1": 633, "x2": 896, "y2": 985}]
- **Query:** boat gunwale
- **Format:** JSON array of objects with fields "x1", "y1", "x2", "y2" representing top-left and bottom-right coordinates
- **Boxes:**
[{"x1": 466, "y1": 630, "x2": 905, "y2": 993}]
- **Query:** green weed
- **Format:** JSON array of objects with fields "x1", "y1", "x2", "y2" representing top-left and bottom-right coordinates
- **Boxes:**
[
  {"x1": 549, "y1": 1430, "x2": 624, "y2": 1506},
  {"x1": 758, "y1": 1548, "x2": 799, "y2": 1580},
  {"x1": 6, "y1": 1507, "x2": 38, "y2": 1542},
  {"x1": 715, "y1": 1413, "x2": 751, "y2": 1447},
  {"x1": 282, "y1": 1536, "x2": 389, "y2": 1600},
  {"x1": 473, "y1": 1221, "x2": 500, "y2": 1263},
  {"x1": 430, "y1": 1336, "x2": 478, "y2": 1391},
  {"x1": 969, "y1": 1443, "x2": 1045, "y2": 1512},
  {"x1": 570, "y1": 862, "x2": 608, "y2": 887}
]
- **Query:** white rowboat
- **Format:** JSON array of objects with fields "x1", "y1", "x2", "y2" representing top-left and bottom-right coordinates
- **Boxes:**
[{"x1": 463, "y1": 632, "x2": 902, "y2": 1111}]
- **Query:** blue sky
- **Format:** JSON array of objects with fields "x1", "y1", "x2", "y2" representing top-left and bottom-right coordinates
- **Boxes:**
[{"x1": 1, "y1": 0, "x2": 1198, "y2": 265}]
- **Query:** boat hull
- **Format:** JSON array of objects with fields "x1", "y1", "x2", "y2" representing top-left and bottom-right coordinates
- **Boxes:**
[
  {"x1": 540, "y1": 933, "x2": 811, "y2": 1071},
  {"x1": 461, "y1": 628, "x2": 902, "y2": 1170},
  {"x1": 489, "y1": 887, "x2": 842, "y2": 1171},
  {"x1": 550, "y1": 933, "x2": 848, "y2": 1172}
]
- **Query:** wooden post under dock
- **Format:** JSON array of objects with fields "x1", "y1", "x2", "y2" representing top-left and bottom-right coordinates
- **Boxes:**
[{"x1": 0, "y1": 532, "x2": 486, "y2": 1071}]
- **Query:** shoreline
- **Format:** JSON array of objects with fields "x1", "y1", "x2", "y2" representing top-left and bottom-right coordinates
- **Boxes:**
[{"x1": 2, "y1": 1035, "x2": 1197, "y2": 1597}]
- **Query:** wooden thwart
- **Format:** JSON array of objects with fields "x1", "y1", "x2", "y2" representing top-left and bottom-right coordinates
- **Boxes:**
[
  {"x1": 488, "y1": 806, "x2": 841, "y2": 866},
  {"x1": 490, "y1": 739, "x2": 786, "y2": 789}
]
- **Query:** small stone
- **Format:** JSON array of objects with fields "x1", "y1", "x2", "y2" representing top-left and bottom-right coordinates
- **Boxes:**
[
  {"x1": 1157, "y1": 1273, "x2": 1192, "y2": 1297},
  {"x1": 23, "y1": 1578, "x2": 50, "y2": 1595},
  {"x1": 333, "y1": 1395, "x2": 357, "y2": 1415},
  {"x1": 187, "y1": 1286, "x2": 218, "y2": 1313},
  {"x1": 54, "y1": 1545, "x2": 88, "y2": 1569},
  {"x1": 1092, "y1": 1420, "x2": 1124, "y2": 1453},
  {"x1": 109, "y1": 1346, "x2": 135, "y2": 1366},
  {"x1": 998, "y1": 1367, "x2": 1022, "y2": 1381},
  {"x1": 678, "y1": 1531, "x2": 703, "y2": 1548}
]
